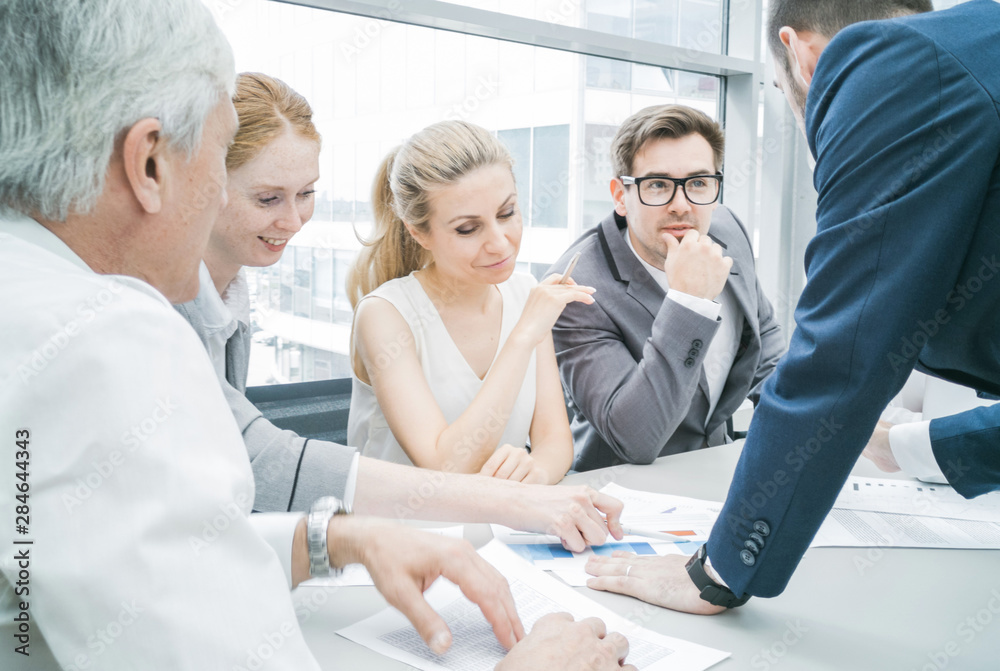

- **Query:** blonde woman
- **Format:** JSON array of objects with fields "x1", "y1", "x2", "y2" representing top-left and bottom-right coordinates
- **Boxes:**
[
  {"x1": 177, "y1": 74, "x2": 628, "y2": 555},
  {"x1": 347, "y1": 121, "x2": 594, "y2": 484}
]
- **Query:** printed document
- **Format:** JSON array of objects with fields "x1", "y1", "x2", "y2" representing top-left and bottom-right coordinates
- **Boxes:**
[
  {"x1": 810, "y1": 476, "x2": 1000, "y2": 549},
  {"x1": 338, "y1": 540, "x2": 730, "y2": 671}
]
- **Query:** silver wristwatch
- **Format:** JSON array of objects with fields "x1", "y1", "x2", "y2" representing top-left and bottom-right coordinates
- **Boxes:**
[{"x1": 307, "y1": 496, "x2": 351, "y2": 578}]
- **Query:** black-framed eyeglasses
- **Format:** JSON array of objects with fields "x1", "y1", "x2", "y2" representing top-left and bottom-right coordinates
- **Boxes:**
[{"x1": 620, "y1": 174, "x2": 723, "y2": 206}]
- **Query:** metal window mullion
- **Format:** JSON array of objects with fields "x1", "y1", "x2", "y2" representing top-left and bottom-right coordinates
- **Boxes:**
[{"x1": 273, "y1": 0, "x2": 758, "y2": 78}]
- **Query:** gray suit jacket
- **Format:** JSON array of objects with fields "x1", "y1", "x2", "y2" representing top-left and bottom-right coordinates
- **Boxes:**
[{"x1": 551, "y1": 207, "x2": 784, "y2": 471}]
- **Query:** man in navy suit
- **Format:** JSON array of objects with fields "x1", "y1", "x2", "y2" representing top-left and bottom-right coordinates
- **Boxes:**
[{"x1": 586, "y1": 0, "x2": 1000, "y2": 612}]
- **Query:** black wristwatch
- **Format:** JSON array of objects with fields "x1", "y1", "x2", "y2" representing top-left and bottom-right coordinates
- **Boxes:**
[{"x1": 685, "y1": 545, "x2": 751, "y2": 608}]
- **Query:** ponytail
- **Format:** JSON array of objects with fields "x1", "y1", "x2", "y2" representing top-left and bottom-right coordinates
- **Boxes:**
[
  {"x1": 346, "y1": 149, "x2": 427, "y2": 309},
  {"x1": 347, "y1": 120, "x2": 513, "y2": 378}
]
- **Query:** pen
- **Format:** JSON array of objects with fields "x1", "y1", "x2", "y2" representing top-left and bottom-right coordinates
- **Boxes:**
[
  {"x1": 621, "y1": 526, "x2": 687, "y2": 543},
  {"x1": 560, "y1": 251, "x2": 582, "y2": 284}
]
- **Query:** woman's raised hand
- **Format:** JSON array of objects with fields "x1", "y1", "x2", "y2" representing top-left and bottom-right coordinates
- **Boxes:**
[{"x1": 512, "y1": 273, "x2": 595, "y2": 347}]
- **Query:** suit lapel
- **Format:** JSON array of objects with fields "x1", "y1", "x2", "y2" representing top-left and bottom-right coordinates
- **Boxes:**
[
  {"x1": 710, "y1": 229, "x2": 755, "y2": 353},
  {"x1": 602, "y1": 212, "x2": 715, "y2": 408},
  {"x1": 706, "y1": 226, "x2": 759, "y2": 430},
  {"x1": 598, "y1": 213, "x2": 665, "y2": 319}
]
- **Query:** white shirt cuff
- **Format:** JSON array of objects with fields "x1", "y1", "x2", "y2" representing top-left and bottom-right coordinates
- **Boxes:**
[
  {"x1": 704, "y1": 553, "x2": 730, "y2": 588},
  {"x1": 343, "y1": 452, "x2": 360, "y2": 509},
  {"x1": 250, "y1": 512, "x2": 305, "y2": 588},
  {"x1": 880, "y1": 406, "x2": 922, "y2": 425},
  {"x1": 888, "y1": 420, "x2": 948, "y2": 484},
  {"x1": 666, "y1": 289, "x2": 721, "y2": 321}
]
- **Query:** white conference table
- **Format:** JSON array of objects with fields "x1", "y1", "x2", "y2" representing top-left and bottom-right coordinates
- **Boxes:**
[{"x1": 294, "y1": 443, "x2": 1000, "y2": 670}]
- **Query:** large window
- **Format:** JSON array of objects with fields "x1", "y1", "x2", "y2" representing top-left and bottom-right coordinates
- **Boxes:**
[{"x1": 208, "y1": 0, "x2": 756, "y2": 385}]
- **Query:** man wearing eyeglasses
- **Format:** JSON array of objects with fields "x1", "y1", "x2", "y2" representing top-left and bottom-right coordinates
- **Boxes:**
[{"x1": 550, "y1": 104, "x2": 785, "y2": 471}]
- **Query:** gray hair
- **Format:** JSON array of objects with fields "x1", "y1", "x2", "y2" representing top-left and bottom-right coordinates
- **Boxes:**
[{"x1": 0, "y1": 0, "x2": 235, "y2": 221}]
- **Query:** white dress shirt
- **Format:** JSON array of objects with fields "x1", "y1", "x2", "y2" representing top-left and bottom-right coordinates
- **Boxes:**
[
  {"x1": 0, "y1": 214, "x2": 320, "y2": 670},
  {"x1": 624, "y1": 230, "x2": 741, "y2": 422},
  {"x1": 883, "y1": 372, "x2": 999, "y2": 484}
]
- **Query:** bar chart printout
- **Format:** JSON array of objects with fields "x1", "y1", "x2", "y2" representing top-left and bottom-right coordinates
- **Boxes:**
[{"x1": 338, "y1": 540, "x2": 730, "y2": 671}]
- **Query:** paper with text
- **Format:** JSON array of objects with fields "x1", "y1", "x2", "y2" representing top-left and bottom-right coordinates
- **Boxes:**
[
  {"x1": 811, "y1": 508, "x2": 1000, "y2": 549},
  {"x1": 338, "y1": 540, "x2": 730, "y2": 671},
  {"x1": 831, "y1": 476, "x2": 1000, "y2": 523}
]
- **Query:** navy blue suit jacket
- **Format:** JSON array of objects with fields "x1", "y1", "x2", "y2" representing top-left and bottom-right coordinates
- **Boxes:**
[{"x1": 709, "y1": 0, "x2": 1000, "y2": 598}]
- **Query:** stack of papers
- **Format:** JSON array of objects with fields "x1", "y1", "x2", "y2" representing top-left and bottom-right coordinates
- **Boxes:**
[
  {"x1": 812, "y1": 476, "x2": 1000, "y2": 549},
  {"x1": 338, "y1": 540, "x2": 730, "y2": 671}
]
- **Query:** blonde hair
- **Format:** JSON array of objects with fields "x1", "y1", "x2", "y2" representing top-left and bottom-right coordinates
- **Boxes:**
[
  {"x1": 346, "y1": 120, "x2": 513, "y2": 308},
  {"x1": 227, "y1": 72, "x2": 320, "y2": 171}
]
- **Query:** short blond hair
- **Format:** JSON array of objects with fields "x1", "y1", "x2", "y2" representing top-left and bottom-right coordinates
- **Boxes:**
[{"x1": 611, "y1": 105, "x2": 725, "y2": 178}]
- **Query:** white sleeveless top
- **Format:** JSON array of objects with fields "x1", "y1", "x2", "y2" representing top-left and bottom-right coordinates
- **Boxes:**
[{"x1": 347, "y1": 272, "x2": 538, "y2": 467}]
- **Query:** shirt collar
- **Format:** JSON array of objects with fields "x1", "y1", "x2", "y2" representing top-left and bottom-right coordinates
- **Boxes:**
[
  {"x1": 183, "y1": 261, "x2": 239, "y2": 338},
  {"x1": 221, "y1": 268, "x2": 251, "y2": 328},
  {"x1": 0, "y1": 211, "x2": 91, "y2": 272},
  {"x1": 623, "y1": 226, "x2": 671, "y2": 294}
]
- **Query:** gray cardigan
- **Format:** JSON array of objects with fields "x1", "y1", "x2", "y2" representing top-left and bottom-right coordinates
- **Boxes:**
[{"x1": 175, "y1": 264, "x2": 356, "y2": 512}]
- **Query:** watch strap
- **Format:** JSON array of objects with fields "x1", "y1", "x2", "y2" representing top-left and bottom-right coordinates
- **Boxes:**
[{"x1": 685, "y1": 545, "x2": 751, "y2": 608}]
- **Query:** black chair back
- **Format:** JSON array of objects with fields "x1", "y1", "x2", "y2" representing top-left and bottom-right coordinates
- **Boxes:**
[{"x1": 245, "y1": 378, "x2": 353, "y2": 445}]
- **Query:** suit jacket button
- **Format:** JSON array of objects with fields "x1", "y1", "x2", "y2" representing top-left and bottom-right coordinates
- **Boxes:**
[
  {"x1": 684, "y1": 358, "x2": 695, "y2": 368},
  {"x1": 753, "y1": 520, "x2": 770, "y2": 537},
  {"x1": 749, "y1": 532, "x2": 765, "y2": 547},
  {"x1": 692, "y1": 339, "x2": 703, "y2": 349},
  {"x1": 688, "y1": 348, "x2": 699, "y2": 358},
  {"x1": 744, "y1": 539, "x2": 760, "y2": 554},
  {"x1": 740, "y1": 549, "x2": 756, "y2": 566}
]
